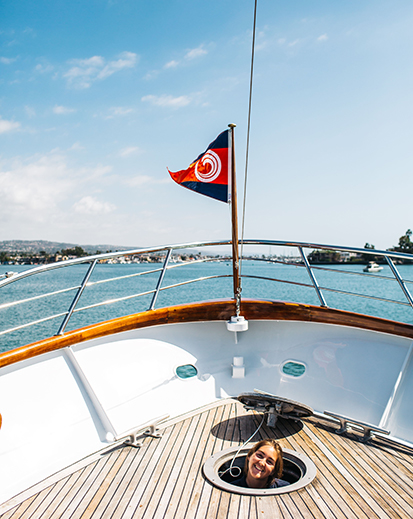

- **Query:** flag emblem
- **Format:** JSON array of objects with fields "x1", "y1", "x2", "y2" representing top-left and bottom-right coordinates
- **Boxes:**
[
  {"x1": 195, "y1": 150, "x2": 221, "y2": 182},
  {"x1": 168, "y1": 130, "x2": 230, "y2": 203}
]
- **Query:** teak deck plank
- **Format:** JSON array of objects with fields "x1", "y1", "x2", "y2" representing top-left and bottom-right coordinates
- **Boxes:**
[
  {"x1": 258, "y1": 416, "x2": 367, "y2": 519},
  {"x1": 117, "y1": 423, "x2": 180, "y2": 518},
  {"x1": 185, "y1": 404, "x2": 229, "y2": 519},
  {"x1": 192, "y1": 403, "x2": 234, "y2": 519},
  {"x1": 160, "y1": 412, "x2": 207, "y2": 518},
  {"x1": 18, "y1": 479, "x2": 68, "y2": 519},
  {"x1": 141, "y1": 415, "x2": 197, "y2": 518},
  {"x1": 81, "y1": 447, "x2": 139, "y2": 518},
  {"x1": 2, "y1": 495, "x2": 38, "y2": 519},
  {"x1": 103, "y1": 426, "x2": 172, "y2": 518},
  {"x1": 182, "y1": 406, "x2": 224, "y2": 519},
  {"x1": 340, "y1": 433, "x2": 413, "y2": 515},
  {"x1": 301, "y1": 422, "x2": 386, "y2": 519},
  {"x1": 1, "y1": 400, "x2": 412, "y2": 519},
  {"x1": 56, "y1": 451, "x2": 123, "y2": 519},
  {"x1": 47, "y1": 457, "x2": 111, "y2": 519},
  {"x1": 69, "y1": 447, "x2": 133, "y2": 519},
  {"x1": 39, "y1": 466, "x2": 96, "y2": 519},
  {"x1": 310, "y1": 421, "x2": 413, "y2": 518}
]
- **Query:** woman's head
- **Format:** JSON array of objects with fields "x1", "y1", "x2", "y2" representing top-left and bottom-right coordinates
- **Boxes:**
[{"x1": 244, "y1": 439, "x2": 283, "y2": 488}]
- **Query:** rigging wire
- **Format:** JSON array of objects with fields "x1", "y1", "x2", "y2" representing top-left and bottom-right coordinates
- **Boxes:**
[
  {"x1": 239, "y1": 0, "x2": 258, "y2": 279},
  {"x1": 218, "y1": 412, "x2": 266, "y2": 479}
]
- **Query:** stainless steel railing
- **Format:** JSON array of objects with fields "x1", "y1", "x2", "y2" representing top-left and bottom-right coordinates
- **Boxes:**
[{"x1": 1, "y1": 239, "x2": 413, "y2": 350}]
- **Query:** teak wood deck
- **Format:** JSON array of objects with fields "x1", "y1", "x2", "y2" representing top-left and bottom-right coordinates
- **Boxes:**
[{"x1": 1, "y1": 399, "x2": 412, "y2": 519}]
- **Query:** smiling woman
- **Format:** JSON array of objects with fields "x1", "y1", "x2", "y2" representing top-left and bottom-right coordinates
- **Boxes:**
[{"x1": 232, "y1": 439, "x2": 289, "y2": 489}]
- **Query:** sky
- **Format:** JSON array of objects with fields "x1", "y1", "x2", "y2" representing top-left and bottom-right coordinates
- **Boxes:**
[{"x1": 1, "y1": 0, "x2": 413, "y2": 253}]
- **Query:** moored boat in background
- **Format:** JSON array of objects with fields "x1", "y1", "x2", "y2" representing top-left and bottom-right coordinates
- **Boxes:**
[{"x1": 364, "y1": 261, "x2": 384, "y2": 273}]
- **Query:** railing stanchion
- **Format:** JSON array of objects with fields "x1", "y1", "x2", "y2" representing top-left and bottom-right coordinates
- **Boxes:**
[
  {"x1": 5, "y1": 241, "x2": 413, "y2": 346},
  {"x1": 385, "y1": 256, "x2": 413, "y2": 309},
  {"x1": 299, "y1": 247, "x2": 327, "y2": 307},
  {"x1": 56, "y1": 259, "x2": 98, "y2": 336},
  {"x1": 149, "y1": 249, "x2": 172, "y2": 310}
]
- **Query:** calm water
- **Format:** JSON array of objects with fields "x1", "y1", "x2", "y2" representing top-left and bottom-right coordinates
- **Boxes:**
[{"x1": 1, "y1": 261, "x2": 413, "y2": 353}]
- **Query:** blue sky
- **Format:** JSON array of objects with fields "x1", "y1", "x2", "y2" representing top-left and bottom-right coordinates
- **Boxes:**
[{"x1": 1, "y1": 0, "x2": 413, "y2": 251}]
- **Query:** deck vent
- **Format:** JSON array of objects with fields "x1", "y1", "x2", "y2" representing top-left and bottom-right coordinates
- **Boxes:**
[
  {"x1": 175, "y1": 364, "x2": 198, "y2": 379},
  {"x1": 203, "y1": 445, "x2": 317, "y2": 495},
  {"x1": 282, "y1": 361, "x2": 306, "y2": 377}
]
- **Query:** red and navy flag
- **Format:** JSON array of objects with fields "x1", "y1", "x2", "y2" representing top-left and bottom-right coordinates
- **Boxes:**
[{"x1": 168, "y1": 130, "x2": 230, "y2": 203}]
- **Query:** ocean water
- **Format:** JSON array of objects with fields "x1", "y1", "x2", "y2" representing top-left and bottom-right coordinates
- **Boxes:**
[{"x1": 1, "y1": 261, "x2": 413, "y2": 353}]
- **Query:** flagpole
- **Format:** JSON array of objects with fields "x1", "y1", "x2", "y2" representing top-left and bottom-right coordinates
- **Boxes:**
[{"x1": 228, "y1": 123, "x2": 241, "y2": 316}]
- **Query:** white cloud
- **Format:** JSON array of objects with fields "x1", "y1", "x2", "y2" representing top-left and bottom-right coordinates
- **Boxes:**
[
  {"x1": 317, "y1": 34, "x2": 328, "y2": 42},
  {"x1": 126, "y1": 175, "x2": 153, "y2": 186},
  {"x1": 69, "y1": 142, "x2": 84, "y2": 151},
  {"x1": 119, "y1": 146, "x2": 140, "y2": 157},
  {"x1": 0, "y1": 152, "x2": 113, "y2": 222},
  {"x1": 0, "y1": 117, "x2": 20, "y2": 134},
  {"x1": 0, "y1": 153, "x2": 72, "y2": 215},
  {"x1": 141, "y1": 94, "x2": 191, "y2": 108},
  {"x1": 288, "y1": 39, "x2": 300, "y2": 47},
  {"x1": 185, "y1": 45, "x2": 208, "y2": 60},
  {"x1": 0, "y1": 152, "x2": 132, "y2": 242},
  {"x1": 164, "y1": 60, "x2": 179, "y2": 69},
  {"x1": 0, "y1": 57, "x2": 16, "y2": 65},
  {"x1": 64, "y1": 52, "x2": 138, "y2": 89},
  {"x1": 53, "y1": 105, "x2": 76, "y2": 115},
  {"x1": 34, "y1": 62, "x2": 53, "y2": 74},
  {"x1": 144, "y1": 70, "x2": 160, "y2": 80},
  {"x1": 102, "y1": 106, "x2": 134, "y2": 119},
  {"x1": 23, "y1": 28, "x2": 36, "y2": 37},
  {"x1": 162, "y1": 44, "x2": 208, "y2": 71},
  {"x1": 25, "y1": 106, "x2": 36, "y2": 118},
  {"x1": 256, "y1": 30, "x2": 269, "y2": 51},
  {"x1": 73, "y1": 195, "x2": 115, "y2": 214},
  {"x1": 64, "y1": 56, "x2": 105, "y2": 89},
  {"x1": 97, "y1": 51, "x2": 137, "y2": 79},
  {"x1": 110, "y1": 106, "x2": 134, "y2": 116},
  {"x1": 126, "y1": 175, "x2": 169, "y2": 187}
]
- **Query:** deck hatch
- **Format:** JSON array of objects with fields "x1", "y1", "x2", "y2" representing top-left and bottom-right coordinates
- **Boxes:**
[{"x1": 203, "y1": 445, "x2": 317, "y2": 495}]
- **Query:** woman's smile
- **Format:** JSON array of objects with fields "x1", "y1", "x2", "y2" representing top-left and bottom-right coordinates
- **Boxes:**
[{"x1": 246, "y1": 445, "x2": 277, "y2": 488}]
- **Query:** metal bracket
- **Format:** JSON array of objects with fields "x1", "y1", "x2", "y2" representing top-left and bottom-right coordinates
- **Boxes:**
[
  {"x1": 124, "y1": 424, "x2": 162, "y2": 448},
  {"x1": 324, "y1": 411, "x2": 390, "y2": 442},
  {"x1": 116, "y1": 414, "x2": 169, "y2": 449},
  {"x1": 266, "y1": 407, "x2": 277, "y2": 427}
]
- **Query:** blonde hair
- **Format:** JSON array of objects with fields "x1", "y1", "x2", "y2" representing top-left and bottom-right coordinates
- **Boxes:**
[{"x1": 244, "y1": 439, "x2": 283, "y2": 486}]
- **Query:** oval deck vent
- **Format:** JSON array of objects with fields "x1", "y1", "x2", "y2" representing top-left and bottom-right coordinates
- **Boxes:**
[
  {"x1": 175, "y1": 364, "x2": 198, "y2": 379},
  {"x1": 282, "y1": 361, "x2": 306, "y2": 377},
  {"x1": 203, "y1": 445, "x2": 316, "y2": 495}
]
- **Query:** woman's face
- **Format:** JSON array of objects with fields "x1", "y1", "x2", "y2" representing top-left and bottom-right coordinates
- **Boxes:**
[{"x1": 246, "y1": 445, "x2": 278, "y2": 488}]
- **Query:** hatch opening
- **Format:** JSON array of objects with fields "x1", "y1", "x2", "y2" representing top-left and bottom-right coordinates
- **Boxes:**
[{"x1": 203, "y1": 445, "x2": 317, "y2": 495}]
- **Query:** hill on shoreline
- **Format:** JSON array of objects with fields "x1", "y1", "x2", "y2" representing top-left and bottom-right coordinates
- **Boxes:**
[{"x1": 0, "y1": 240, "x2": 137, "y2": 254}]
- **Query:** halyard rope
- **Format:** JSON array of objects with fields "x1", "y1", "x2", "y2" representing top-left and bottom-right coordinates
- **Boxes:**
[{"x1": 239, "y1": 0, "x2": 258, "y2": 278}]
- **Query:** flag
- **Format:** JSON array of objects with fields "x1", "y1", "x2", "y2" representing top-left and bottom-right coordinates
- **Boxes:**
[{"x1": 168, "y1": 130, "x2": 230, "y2": 203}]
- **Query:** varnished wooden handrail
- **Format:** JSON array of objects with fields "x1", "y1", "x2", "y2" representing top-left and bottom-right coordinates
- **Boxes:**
[{"x1": 1, "y1": 299, "x2": 413, "y2": 369}]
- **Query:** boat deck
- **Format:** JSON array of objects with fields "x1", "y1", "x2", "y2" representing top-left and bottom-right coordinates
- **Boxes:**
[{"x1": 1, "y1": 399, "x2": 412, "y2": 519}]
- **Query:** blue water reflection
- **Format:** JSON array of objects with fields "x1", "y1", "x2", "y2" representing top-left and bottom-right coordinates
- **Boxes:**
[{"x1": 1, "y1": 261, "x2": 413, "y2": 352}]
